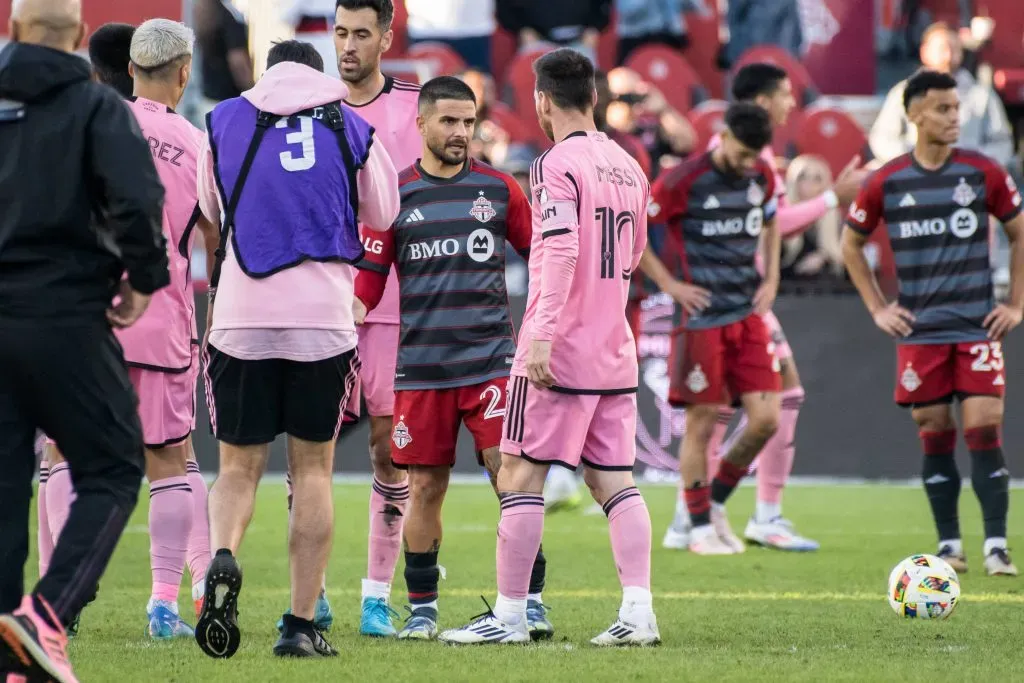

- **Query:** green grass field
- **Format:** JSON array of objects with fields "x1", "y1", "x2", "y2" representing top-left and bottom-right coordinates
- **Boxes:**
[{"x1": 33, "y1": 482, "x2": 1024, "y2": 682}]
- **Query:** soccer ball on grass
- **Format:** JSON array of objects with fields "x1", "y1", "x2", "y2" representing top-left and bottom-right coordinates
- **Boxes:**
[{"x1": 887, "y1": 554, "x2": 960, "y2": 620}]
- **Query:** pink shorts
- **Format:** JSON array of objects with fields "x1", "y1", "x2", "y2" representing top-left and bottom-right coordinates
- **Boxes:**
[
  {"x1": 500, "y1": 375, "x2": 637, "y2": 471},
  {"x1": 344, "y1": 322, "x2": 398, "y2": 421},
  {"x1": 761, "y1": 310, "x2": 792, "y2": 360},
  {"x1": 45, "y1": 345, "x2": 199, "y2": 451}
]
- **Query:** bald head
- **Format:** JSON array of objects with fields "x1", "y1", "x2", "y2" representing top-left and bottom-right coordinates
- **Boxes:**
[{"x1": 10, "y1": 0, "x2": 85, "y2": 52}]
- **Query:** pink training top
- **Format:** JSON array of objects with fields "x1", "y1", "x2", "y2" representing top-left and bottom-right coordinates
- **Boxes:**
[
  {"x1": 116, "y1": 97, "x2": 205, "y2": 371},
  {"x1": 514, "y1": 131, "x2": 649, "y2": 393},
  {"x1": 346, "y1": 76, "x2": 422, "y2": 325},
  {"x1": 197, "y1": 62, "x2": 399, "y2": 358},
  {"x1": 707, "y1": 133, "x2": 829, "y2": 240}
]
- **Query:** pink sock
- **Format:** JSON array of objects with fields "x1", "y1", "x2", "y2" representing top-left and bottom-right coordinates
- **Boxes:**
[
  {"x1": 680, "y1": 408, "x2": 734, "y2": 503},
  {"x1": 366, "y1": 477, "x2": 409, "y2": 586},
  {"x1": 148, "y1": 476, "x2": 194, "y2": 603},
  {"x1": 37, "y1": 461, "x2": 53, "y2": 578},
  {"x1": 496, "y1": 494, "x2": 545, "y2": 600},
  {"x1": 185, "y1": 462, "x2": 211, "y2": 592},
  {"x1": 756, "y1": 386, "x2": 804, "y2": 507},
  {"x1": 603, "y1": 487, "x2": 651, "y2": 590},
  {"x1": 45, "y1": 462, "x2": 75, "y2": 548}
]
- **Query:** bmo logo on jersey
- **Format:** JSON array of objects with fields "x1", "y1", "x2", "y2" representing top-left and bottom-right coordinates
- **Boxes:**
[
  {"x1": 406, "y1": 229, "x2": 496, "y2": 262},
  {"x1": 898, "y1": 209, "x2": 979, "y2": 239},
  {"x1": 701, "y1": 208, "x2": 763, "y2": 237}
]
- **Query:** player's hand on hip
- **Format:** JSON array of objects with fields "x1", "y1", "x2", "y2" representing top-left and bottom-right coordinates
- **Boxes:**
[
  {"x1": 833, "y1": 155, "x2": 871, "y2": 206},
  {"x1": 753, "y1": 279, "x2": 778, "y2": 315},
  {"x1": 353, "y1": 297, "x2": 368, "y2": 325},
  {"x1": 665, "y1": 279, "x2": 711, "y2": 316},
  {"x1": 526, "y1": 340, "x2": 557, "y2": 389},
  {"x1": 106, "y1": 281, "x2": 152, "y2": 329},
  {"x1": 983, "y1": 303, "x2": 1023, "y2": 341},
  {"x1": 872, "y1": 302, "x2": 915, "y2": 338}
]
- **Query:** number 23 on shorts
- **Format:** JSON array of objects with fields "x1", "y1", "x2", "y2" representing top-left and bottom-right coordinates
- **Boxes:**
[{"x1": 969, "y1": 341, "x2": 1003, "y2": 373}]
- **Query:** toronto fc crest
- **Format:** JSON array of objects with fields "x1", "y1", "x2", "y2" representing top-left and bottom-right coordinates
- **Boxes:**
[
  {"x1": 470, "y1": 191, "x2": 496, "y2": 223},
  {"x1": 392, "y1": 418, "x2": 412, "y2": 449},
  {"x1": 900, "y1": 364, "x2": 921, "y2": 393}
]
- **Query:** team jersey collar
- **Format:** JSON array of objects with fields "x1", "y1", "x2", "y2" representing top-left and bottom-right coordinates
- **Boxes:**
[{"x1": 415, "y1": 158, "x2": 473, "y2": 185}]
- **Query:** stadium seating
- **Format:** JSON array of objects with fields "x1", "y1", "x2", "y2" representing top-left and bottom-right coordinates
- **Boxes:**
[
  {"x1": 995, "y1": 68, "x2": 1024, "y2": 106},
  {"x1": 685, "y1": 99, "x2": 728, "y2": 152},
  {"x1": 503, "y1": 46, "x2": 558, "y2": 148},
  {"x1": 731, "y1": 45, "x2": 819, "y2": 106},
  {"x1": 791, "y1": 106, "x2": 869, "y2": 178},
  {"x1": 407, "y1": 41, "x2": 468, "y2": 78},
  {"x1": 624, "y1": 45, "x2": 708, "y2": 114}
]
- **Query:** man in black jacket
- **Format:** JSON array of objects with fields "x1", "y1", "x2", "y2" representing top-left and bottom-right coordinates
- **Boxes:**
[{"x1": 0, "y1": 1, "x2": 169, "y2": 681}]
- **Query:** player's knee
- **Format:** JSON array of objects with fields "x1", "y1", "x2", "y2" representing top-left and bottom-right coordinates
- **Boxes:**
[
  {"x1": 408, "y1": 468, "x2": 448, "y2": 507},
  {"x1": 747, "y1": 413, "x2": 779, "y2": 443},
  {"x1": 581, "y1": 468, "x2": 633, "y2": 505},
  {"x1": 685, "y1": 405, "x2": 719, "y2": 442},
  {"x1": 912, "y1": 405, "x2": 955, "y2": 433},
  {"x1": 496, "y1": 454, "x2": 546, "y2": 494}
]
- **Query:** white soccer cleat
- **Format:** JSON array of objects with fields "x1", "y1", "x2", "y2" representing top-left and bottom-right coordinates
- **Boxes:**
[
  {"x1": 438, "y1": 607, "x2": 530, "y2": 645},
  {"x1": 543, "y1": 468, "x2": 582, "y2": 512},
  {"x1": 591, "y1": 612, "x2": 660, "y2": 647},
  {"x1": 983, "y1": 548, "x2": 1018, "y2": 577},
  {"x1": 712, "y1": 507, "x2": 745, "y2": 553},
  {"x1": 688, "y1": 527, "x2": 740, "y2": 555},
  {"x1": 662, "y1": 504, "x2": 692, "y2": 550},
  {"x1": 744, "y1": 517, "x2": 820, "y2": 552}
]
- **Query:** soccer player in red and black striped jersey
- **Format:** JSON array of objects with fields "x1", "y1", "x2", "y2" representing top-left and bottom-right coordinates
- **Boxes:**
[
  {"x1": 843, "y1": 69, "x2": 1024, "y2": 576},
  {"x1": 354, "y1": 77, "x2": 553, "y2": 640}
]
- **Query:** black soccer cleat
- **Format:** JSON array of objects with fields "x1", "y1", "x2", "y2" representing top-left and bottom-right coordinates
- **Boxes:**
[
  {"x1": 195, "y1": 551, "x2": 243, "y2": 659},
  {"x1": 273, "y1": 625, "x2": 338, "y2": 658}
]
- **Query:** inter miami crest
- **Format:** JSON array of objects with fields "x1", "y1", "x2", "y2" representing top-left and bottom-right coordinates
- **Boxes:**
[{"x1": 470, "y1": 191, "x2": 496, "y2": 223}]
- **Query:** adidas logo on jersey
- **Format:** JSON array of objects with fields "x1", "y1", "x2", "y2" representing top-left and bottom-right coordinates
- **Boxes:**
[
  {"x1": 994, "y1": 374, "x2": 1005, "y2": 386},
  {"x1": 703, "y1": 195, "x2": 720, "y2": 210},
  {"x1": 404, "y1": 209, "x2": 425, "y2": 223},
  {"x1": 899, "y1": 193, "x2": 916, "y2": 207}
]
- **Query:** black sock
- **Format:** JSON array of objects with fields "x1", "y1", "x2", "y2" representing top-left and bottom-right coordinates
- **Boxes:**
[
  {"x1": 966, "y1": 427, "x2": 1009, "y2": 540},
  {"x1": 282, "y1": 613, "x2": 315, "y2": 638},
  {"x1": 710, "y1": 460, "x2": 747, "y2": 506},
  {"x1": 529, "y1": 545, "x2": 546, "y2": 597},
  {"x1": 920, "y1": 430, "x2": 961, "y2": 542},
  {"x1": 684, "y1": 482, "x2": 711, "y2": 528},
  {"x1": 404, "y1": 550, "x2": 439, "y2": 612}
]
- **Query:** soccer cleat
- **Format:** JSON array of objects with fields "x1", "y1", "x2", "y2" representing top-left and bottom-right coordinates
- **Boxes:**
[
  {"x1": 438, "y1": 599, "x2": 530, "y2": 645},
  {"x1": 984, "y1": 548, "x2": 1018, "y2": 576},
  {"x1": 65, "y1": 613, "x2": 80, "y2": 640},
  {"x1": 359, "y1": 597, "x2": 399, "y2": 638},
  {"x1": 937, "y1": 545, "x2": 968, "y2": 574},
  {"x1": 712, "y1": 507, "x2": 745, "y2": 553},
  {"x1": 543, "y1": 468, "x2": 582, "y2": 513},
  {"x1": 662, "y1": 505, "x2": 692, "y2": 550},
  {"x1": 526, "y1": 600, "x2": 554, "y2": 641},
  {"x1": 146, "y1": 600, "x2": 195, "y2": 640},
  {"x1": 273, "y1": 626, "x2": 338, "y2": 658},
  {"x1": 195, "y1": 551, "x2": 243, "y2": 659},
  {"x1": 0, "y1": 595, "x2": 78, "y2": 683},
  {"x1": 688, "y1": 528, "x2": 740, "y2": 555},
  {"x1": 590, "y1": 614, "x2": 661, "y2": 647},
  {"x1": 744, "y1": 517, "x2": 820, "y2": 552},
  {"x1": 194, "y1": 598, "x2": 204, "y2": 620},
  {"x1": 278, "y1": 589, "x2": 334, "y2": 634},
  {"x1": 397, "y1": 606, "x2": 438, "y2": 640}
]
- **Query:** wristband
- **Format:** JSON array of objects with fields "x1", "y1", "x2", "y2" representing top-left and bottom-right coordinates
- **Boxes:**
[{"x1": 823, "y1": 189, "x2": 839, "y2": 209}]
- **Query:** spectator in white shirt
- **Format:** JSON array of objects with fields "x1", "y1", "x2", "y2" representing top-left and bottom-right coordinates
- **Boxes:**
[{"x1": 405, "y1": 0, "x2": 495, "y2": 71}]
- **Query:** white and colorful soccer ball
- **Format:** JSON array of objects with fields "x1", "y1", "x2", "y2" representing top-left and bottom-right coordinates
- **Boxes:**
[{"x1": 887, "y1": 554, "x2": 960, "y2": 620}]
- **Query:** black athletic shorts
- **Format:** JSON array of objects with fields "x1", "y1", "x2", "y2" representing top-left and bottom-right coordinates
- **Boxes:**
[{"x1": 204, "y1": 344, "x2": 360, "y2": 445}]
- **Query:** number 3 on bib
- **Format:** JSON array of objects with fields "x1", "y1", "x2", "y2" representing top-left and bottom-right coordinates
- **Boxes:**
[
  {"x1": 480, "y1": 384, "x2": 506, "y2": 420},
  {"x1": 969, "y1": 341, "x2": 1004, "y2": 372}
]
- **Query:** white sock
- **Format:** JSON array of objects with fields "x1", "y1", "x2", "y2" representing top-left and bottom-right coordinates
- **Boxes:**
[
  {"x1": 527, "y1": 592, "x2": 543, "y2": 604},
  {"x1": 711, "y1": 502, "x2": 725, "y2": 515},
  {"x1": 413, "y1": 599, "x2": 438, "y2": 613},
  {"x1": 691, "y1": 524, "x2": 714, "y2": 541},
  {"x1": 938, "y1": 539, "x2": 963, "y2": 555},
  {"x1": 984, "y1": 537, "x2": 1007, "y2": 556},
  {"x1": 362, "y1": 578, "x2": 391, "y2": 601},
  {"x1": 192, "y1": 581, "x2": 205, "y2": 602},
  {"x1": 620, "y1": 586, "x2": 653, "y2": 618},
  {"x1": 494, "y1": 593, "x2": 526, "y2": 625},
  {"x1": 755, "y1": 500, "x2": 781, "y2": 524}
]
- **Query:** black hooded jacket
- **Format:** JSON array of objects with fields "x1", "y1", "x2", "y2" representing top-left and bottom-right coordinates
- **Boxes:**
[{"x1": 0, "y1": 42, "x2": 169, "y2": 320}]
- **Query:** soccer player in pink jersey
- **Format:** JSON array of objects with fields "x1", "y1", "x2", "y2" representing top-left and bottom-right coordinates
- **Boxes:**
[
  {"x1": 319, "y1": 0, "x2": 423, "y2": 638},
  {"x1": 441, "y1": 49, "x2": 659, "y2": 646},
  {"x1": 653, "y1": 63, "x2": 869, "y2": 552}
]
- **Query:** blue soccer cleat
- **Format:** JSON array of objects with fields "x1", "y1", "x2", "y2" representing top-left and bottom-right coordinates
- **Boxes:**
[
  {"x1": 526, "y1": 599, "x2": 554, "y2": 640},
  {"x1": 360, "y1": 597, "x2": 399, "y2": 638},
  {"x1": 276, "y1": 589, "x2": 334, "y2": 634},
  {"x1": 147, "y1": 600, "x2": 195, "y2": 640},
  {"x1": 397, "y1": 606, "x2": 437, "y2": 640}
]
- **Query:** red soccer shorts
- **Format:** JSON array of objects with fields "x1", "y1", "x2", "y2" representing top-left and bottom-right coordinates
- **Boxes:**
[
  {"x1": 895, "y1": 341, "x2": 1006, "y2": 406},
  {"x1": 390, "y1": 377, "x2": 508, "y2": 468},
  {"x1": 668, "y1": 313, "x2": 781, "y2": 406}
]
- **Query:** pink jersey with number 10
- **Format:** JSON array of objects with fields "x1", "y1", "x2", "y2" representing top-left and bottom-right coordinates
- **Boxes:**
[
  {"x1": 513, "y1": 131, "x2": 649, "y2": 392},
  {"x1": 347, "y1": 76, "x2": 422, "y2": 325},
  {"x1": 116, "y1": 96, "x2": 205, "y2": 371}
]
